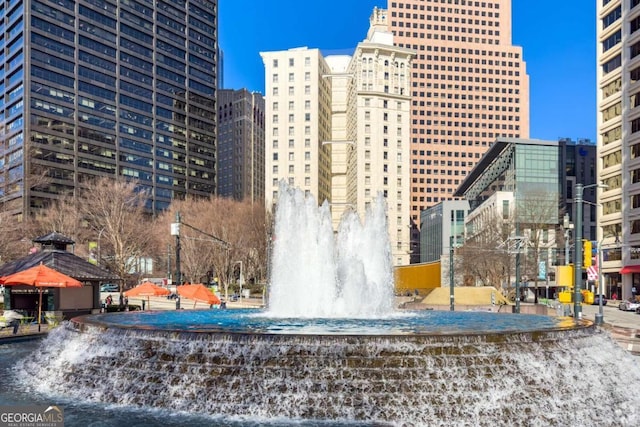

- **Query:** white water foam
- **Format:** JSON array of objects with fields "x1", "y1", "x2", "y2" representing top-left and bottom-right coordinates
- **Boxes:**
[
  {"x1": 15, "y1": 323, "x2": 640, "y2": 426},
  {"x1": 266, "y1": 183, "x2": 394, "y2": 318}
]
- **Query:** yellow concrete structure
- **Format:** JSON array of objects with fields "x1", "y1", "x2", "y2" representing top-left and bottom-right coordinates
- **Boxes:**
[
  {"x1": 420, "y1": 286, "x2": 511, "y2": 306},
  {"x1": 394, "y1": 262, "x2": 441, "y2": 295}
]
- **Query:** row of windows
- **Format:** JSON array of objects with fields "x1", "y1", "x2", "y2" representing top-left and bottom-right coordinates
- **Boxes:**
[
  {"x1": 602, "y1": 77, "x2": 621, "y2": 98},
  {"x1": 395, "y1": 21, "x2": 501, "y2": 35},
  {"x1": 603, "y1": 54, "x2": 621, "y2": 75},
  {"x1": 412, "y1": 73, "x2": 521, "y2": 88},
  {"x1": 395, "y1": 31, "x2": 501, "y2": 46},
  {"x1": 602, "y1": 150, "x2": 622, "y2": 168},
  {"x1": 272, "y1": 72, "x2": 311, "y2": 83},
  {"x1": 411, "y1": 123, "x2": 518, "y2": 132},
  {"x1": 411, "y1": 133, "x2": 519, "y2": 144},
  {"x1": 420, "y1": 56, "x2": 519, "y2": 68},
  {"x1": 32, "y1": 16, "x2": 213, "y2": 69},
  {"x1": 272, "y1": 57, "x2": 312, "y2": 68},
  {"x1": 271, "y1": 113, "x2": 311, "y2": 123},
  {"x1": 602, "y1": 102, "x2": 622, "y2": 122},
  {"x1": 393, "y1": 11, "x2": 499, "y2": 21},
  {"x1": 603, "y1": 126, "x2": 621, "y2": 145},
  {"x1": 603, "y1": 30, "x2": 621, "y2": 52},
  {"x1": 603, "y1": 6, "x2": 621, "y2": 30},
  {"x1": 391, "y1": 1, "x2": 500, "y2": 11}
]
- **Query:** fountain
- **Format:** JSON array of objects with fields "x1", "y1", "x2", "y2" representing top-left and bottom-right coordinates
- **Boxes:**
[{"x1": 14, "y1": 184, "x2": 640, "y2": 426}]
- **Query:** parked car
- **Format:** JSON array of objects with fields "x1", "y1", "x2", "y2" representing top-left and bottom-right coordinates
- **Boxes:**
[
  {"x1": 100, "y1": 283, "x2": 119, "y2": 292},
  {"x1": 593, "y1": 294, "x2": 608, "y2": 306},
  {"x1": 618, "y1": 299, "x2": 640, "y2": 312}
]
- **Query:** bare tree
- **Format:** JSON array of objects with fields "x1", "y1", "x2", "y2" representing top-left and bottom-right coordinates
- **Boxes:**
[
  {"x1": 0, "y1": 211, "x2": 34, "y2": 263},
  {"x1": 516, "y1": 189, "x2": 562, "y2": 303},
  {"x1": 156, "y1": 196, "x2": 268, "y2": 299},
  {"x1": 160, "y1": 196, "x2": 224, "y2": 285},
  {"x1": 76, "y1": 177, "x2": 158, "y2": 290},
  {"x1": 30, "y1": 195, "x2": 91, "y2": 256},
  {"x1": 0, "y1": 158, "x2": 54, "y2": 264},
  {"x1": 459, "y1": 209, "x2": 513, "y2": 294}
]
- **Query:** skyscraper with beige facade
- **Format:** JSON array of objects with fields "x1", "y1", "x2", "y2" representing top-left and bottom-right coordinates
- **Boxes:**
[
  {"x1": 387, "y1": 0, "x2": 529, "y2": 258},
  {"x1": 345, "y1": 8, "x2": 414, "y2": 265},
  {"x1": 596, "y1": 0, "x2": 640, "y2": 300},
  {"x1": 260, "y1": 48, "x2": 333, "y2": 208},
  {"x1": 261, "y1": 9, "x2": 413, "y2": 265}
]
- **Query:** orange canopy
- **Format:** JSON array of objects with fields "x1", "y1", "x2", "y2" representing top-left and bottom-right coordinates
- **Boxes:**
[
  {"x1": 177, "y1": 283, "x2": 221, "y2": 308},
  {"x1": 124, "y1": 281, "x2": 170, "y2": 310},
  {"x1": 1, "y1": 264, "x2": 83, "y2": 288},
  {"x1": 1, "y1": 264, "x2": 82, "y2": 330},
  {"x1": 124, "y1": 281, "x2": 170, "y2": 297}
]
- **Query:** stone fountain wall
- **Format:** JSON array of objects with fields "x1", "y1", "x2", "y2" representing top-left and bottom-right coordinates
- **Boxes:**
[{"x1": 15, "y1": 321, "x2": 640, "y2": 426}]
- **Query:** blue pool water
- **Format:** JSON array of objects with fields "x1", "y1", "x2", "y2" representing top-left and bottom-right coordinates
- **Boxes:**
[{"x1": 81, "y1": 308, "x2": 572, "y2": 335}]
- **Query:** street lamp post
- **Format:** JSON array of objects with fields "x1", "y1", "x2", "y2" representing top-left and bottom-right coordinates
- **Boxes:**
[
  {"x1": 514, "y1": 223, "x2": 521, "y2": 314},
  {"x1": 563, "y1": 213, "x2": 573, "y2": 266},
  {"x1": 171, "y1": 212, "x2": 181, "y2": 286},
  {"x1": 595, "y1": 240, "x2": 605, "y2": 325},
  {"x1": 96, "y1": 228, "x2": 105, "y2": 267},
  {"x1": 574, "y1": 182, "x2": 607, "y2": 321},
  {"x1": 236, "y1": 260, "x2": 244, "y2": 304},
  {"x1": 574, "y1": 184, "x2": 585, "y2": 320}
]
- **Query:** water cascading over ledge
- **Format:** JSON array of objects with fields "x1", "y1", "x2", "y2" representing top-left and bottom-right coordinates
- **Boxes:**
[{"x1": 16, "y1": 316, "x2": 640, "y2": 426}]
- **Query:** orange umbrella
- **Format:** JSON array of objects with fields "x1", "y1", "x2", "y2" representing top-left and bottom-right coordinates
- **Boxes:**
[
  {"x1": 177, "y1": 283, "x2": 221, "y2": 308},
  {"x1": 1, "y1": 264, "x2": 83, "y2": 331},
  {"x1": 124, "y1": 281, "x2": 170, "y2": 309}
]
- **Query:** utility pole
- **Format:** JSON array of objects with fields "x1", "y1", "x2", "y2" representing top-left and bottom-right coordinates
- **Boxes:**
[
  {"x1": 575, "y1": 182, "x2": 607, "y2": 321},
  {"x1": 574, "y1": 184, "x2": 584, "y2": 320},
  {"x1": 596, "y1": 240, "x2": 605, "y2": 325},
  {"x1": 449, "y1": 235, "x2": 455, "y2": 311},
  {"x1": 563, "y1": 213, "x2": 573, "y2": 265},
  {"x1": 167, "y1": 243, "x2": 171, "y2": 281},
  {"x1": 171, "y1": 212, "x2": 181, "y2": 286},
  {"x1": 515, "y1": 222, "x2": 521, "y2": 314}
]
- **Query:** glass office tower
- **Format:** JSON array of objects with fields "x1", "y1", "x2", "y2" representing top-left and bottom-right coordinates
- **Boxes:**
[{"x1": 1, "y1": 0, "x2": 218, "y2": 218}]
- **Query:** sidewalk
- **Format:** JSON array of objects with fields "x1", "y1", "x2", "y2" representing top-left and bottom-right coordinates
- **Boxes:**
[
  {"x1": 0, "y1": 321, "x2": 51, "y2": 342},
  {"x1": 578, "y1": 302, "x2": 640, "y2": 355}
]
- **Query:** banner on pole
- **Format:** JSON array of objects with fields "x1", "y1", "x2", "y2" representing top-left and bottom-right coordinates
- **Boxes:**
[{"x1": 538, "y1": 261, "x2": 546, "y2": 280}]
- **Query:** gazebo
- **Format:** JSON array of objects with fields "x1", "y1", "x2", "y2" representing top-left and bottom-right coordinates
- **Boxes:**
[{"x1": 0, "y1": 232, "x2": 119, "y2": 320}]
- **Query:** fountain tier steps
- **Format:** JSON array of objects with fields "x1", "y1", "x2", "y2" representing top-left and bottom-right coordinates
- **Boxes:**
[{"x1": 17, "y1": 321, "x2": 640, "y2": 426}]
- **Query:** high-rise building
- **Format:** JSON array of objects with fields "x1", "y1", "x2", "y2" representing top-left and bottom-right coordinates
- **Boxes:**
[
  {"x1": 597, "y1": 0, "x2": 639, "y2": 300},
  {"x1": 324, "y1": 54, "x2": 352, "y2": 229},
  {"x1": 217, "y1": 89, "x2": 265, "y2": 202},
  {"x1": 1, "y1": 0, "x2": 218, "y2": 218},
  {"x1": 261, "y1": 9, "x2": 414, "y2": 266},
  {"x1": 345, "y1": 7, "x2": 414, "y2": 265},
  {"x1": 260, "y1": 48, "x2": 333, "y2": 208},
  {"x1": 388, "y1": 0, "x2": 530, "y2": 260},
  {"x1": 558, "y1": 138, "x2": 597, "y2": 245}
]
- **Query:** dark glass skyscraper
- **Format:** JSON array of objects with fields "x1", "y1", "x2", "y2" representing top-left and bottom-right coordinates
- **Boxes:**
[{"x1": 1, "y1": 0, "x2": 218, "y2": 217}]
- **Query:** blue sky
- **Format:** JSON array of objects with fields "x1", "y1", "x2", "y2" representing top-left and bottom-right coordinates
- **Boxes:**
[{"x1": 219, "y1": 0, "x2": 596, "y2": 142}]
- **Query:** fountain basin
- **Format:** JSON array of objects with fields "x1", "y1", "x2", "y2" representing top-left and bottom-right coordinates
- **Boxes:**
[{"x1": 15, "y1": 310, "x2": 640, "y2": 426}]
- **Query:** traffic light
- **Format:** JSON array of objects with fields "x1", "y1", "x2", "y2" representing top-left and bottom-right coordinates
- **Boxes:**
[{"x1": 583, "y1": 240, "x2": 592, "y2": 268}]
